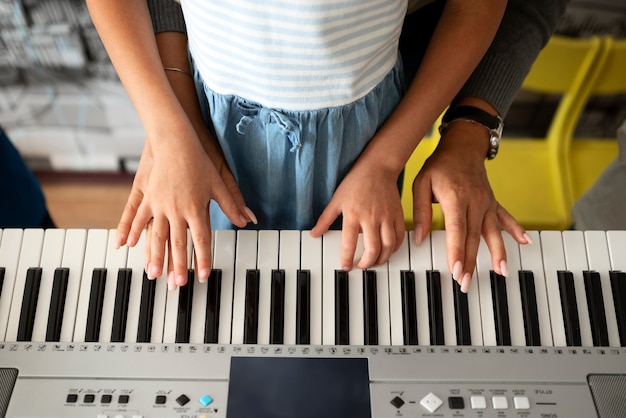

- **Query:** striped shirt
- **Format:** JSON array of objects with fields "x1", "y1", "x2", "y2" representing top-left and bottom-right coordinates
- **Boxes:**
[{"x1": 181, "y1": 0, "x2": 407, "y2": 110}]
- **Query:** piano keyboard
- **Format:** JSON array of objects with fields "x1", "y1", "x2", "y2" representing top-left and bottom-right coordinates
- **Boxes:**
[{"x1": 1, "y1": 228, "x2": 625, "y2": 418}]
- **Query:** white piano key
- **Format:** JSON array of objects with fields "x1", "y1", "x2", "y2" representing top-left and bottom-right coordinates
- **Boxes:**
[
  {"x1": 58, "y1": 229, "x2": 87, "y2": 342},
  {"x1": 540, "y1": 231, "x2": 568, "y2": 347},
  {"x1": 213, "y1": 229, "x2": 236, "y2": 344},
  {"x1": 370, "y1": 235, "x2": 392, "y2": 347},
  {"x1": 562, "y1": 231, "x2": 593, "y2": 347},
  {"x1": 6, "y1": 229, "x2": 45, "y2": 342},
  {"x1": 0, "y1": 229, "x2": 23, "y2": 342},
  {"x1": 279, "y1": 230, "x2": 300, "y2": 345},
  {"x1": 73, "y1": 229, "x2": 111, "y2": 342},
  {"x1": 607, "y1": 231, "x2": 626, "y2": 271},
  {"x1": 162, "y1": 230, "x2": 193, "y2": 344},
  {"x1": 348, "y1": 235, "x2": 365, "y2": 346},
  {"x1": 98, "y1": 230, "x2": 129, "y2": 343},
  {"x1": 519, "y1": 231, "x2": 552, "y2": 346},
  {"x1": 256, "y1": 230, "x2": 279, "y2": 345},
  {"x1": 476, "y1": 237, "x2": 497, "y2": 346},
  {"x1": 231, "y1": 230, "x2": 258, "y2": 345},
  {"x1": 124, "y1": 231, "x2": 146, "y2": 343},
  {"x1": 300, "y1": 232, "x2": 323, "y2": 345},
  {"x1": 389, "y1": 231, "x2": 412, "y2": 346},
  {"x1": 149, "y1": 246, "x2": 169, "y2": 344},
  {"x1": 31, "y1": 229, "x2": 66, "y2": 342},
  {"x1": 584, "y1": 231, "x2": 620, "y2": 347},
  {"x1": 189, "y1": 237, "x2": 210, "y2": 345},
  {"x1": 503, "y1": 233, "x2": 527, "y2": 346},
  {"x1": 431, "y1": 230, "x2": 457, "y2": 345},
  {"x1": 408, "y1": 231, "x2": 431, "y2": 347},
  {"x1": 322, "y1": 230, "x2": 342, "y2": 345}
]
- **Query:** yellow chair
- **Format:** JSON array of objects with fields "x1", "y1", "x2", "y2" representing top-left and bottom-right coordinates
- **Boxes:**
[
  {"x1": 484, "y1": 35, "x2": 607, "y2": 230},
  {"x1": 568, "y1": 36, "x2": 626, "y2": 201}
]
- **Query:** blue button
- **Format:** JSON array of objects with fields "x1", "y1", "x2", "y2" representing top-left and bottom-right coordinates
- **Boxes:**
[{"x1": 199, "y1": 394, "x2": 213, "y2": 407}]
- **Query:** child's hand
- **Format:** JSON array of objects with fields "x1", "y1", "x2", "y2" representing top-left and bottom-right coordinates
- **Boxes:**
[
  {"x1": 311, "y1": 162, "x2": 405, "y2": 270},
  {"x1": 115, "y1": 126, "x2": 250, "y2": 290}
]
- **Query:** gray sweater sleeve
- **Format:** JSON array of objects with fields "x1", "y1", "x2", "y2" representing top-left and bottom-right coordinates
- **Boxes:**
[
  {"x1": 147, "y1": 0, "x2": 186, "y2": 34},
  {"x1": 456, "y1": 0, "x2": 568, "y2": 116}
]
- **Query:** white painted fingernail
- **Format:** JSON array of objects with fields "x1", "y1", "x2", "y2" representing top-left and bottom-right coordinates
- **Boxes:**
[
  {"x1": 500, "y1": 260, "x2": 509, "y2": 278},
  {"x1": 244, "y1": 207, "x2": 258, "y2": 225},
  {"x1": 523, "y1": 232, "x2": 533, "y2": 245},
  {"x1": 413, "y1": 224, "x2": 423, "y2": 246},
  {"x1": 452, "y1": 261, "x2": 463, "y2": 282},
  {"x1": 460, "y1": 273, "x2": 471, "y2": 293}
]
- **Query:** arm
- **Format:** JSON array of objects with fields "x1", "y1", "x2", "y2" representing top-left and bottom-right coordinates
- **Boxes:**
[
  {"x1": 312, "y1": 0, "x2": 508, "y2": 271},
  {"x1": 86, "y1": 0, "x2": 249, "y2": 290},
  {"x1": 411, "y1": 0, "x2": 568, "y2": 290}
]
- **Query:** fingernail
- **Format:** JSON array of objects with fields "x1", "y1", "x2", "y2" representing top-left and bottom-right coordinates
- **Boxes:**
[
  {"x1": 460, "y1": 273, "x2": 471, "y2": 293},
  {"x1": 244, "y1": 207, "x2": 258, "y2": 225},
  {"x1": 452, "y1": 261, "x2": 463, "y2": 283},
  {"x1": 342, "y1": 264, "x2": 352, "y2": 272},
  {"x1": 149, "y1": 264, "x2": 159, "y2": 279},
  {"x1": 114, "y1": 233, "x2": 122, "y2": 249},
  {"x1": 523, "y1": 232, "x2": 533, "y2": 245},
  {"x1": 176, "y1": 275, "x2": 186, "y2": 286},
  {"x1": 167, "y1": 271, "x2": 177, "y2": 291},
  {"x1": 413, "y1": 224, "x2": 423, "y2": 246},
  {"x1": 198, "y1": 269, "x2": 210, "y2": 283},
  {"x1": 500, "y1": 259, "x2": 509, "y2": 278}
]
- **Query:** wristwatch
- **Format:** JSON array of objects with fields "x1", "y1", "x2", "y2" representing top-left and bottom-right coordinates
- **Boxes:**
[{"x1": 439, "y1": 105, "x2": 504, "y2": 160}]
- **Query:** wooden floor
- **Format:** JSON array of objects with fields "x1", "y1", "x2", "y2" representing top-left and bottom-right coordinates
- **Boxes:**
[{"x1": 38, "y1": 172, "x2": 133, "y2": 230}]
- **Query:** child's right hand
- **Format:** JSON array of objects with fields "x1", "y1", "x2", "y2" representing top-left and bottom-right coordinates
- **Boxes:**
[{"x1": 115, "y1": 125, "x2": 252, "y2": 290}]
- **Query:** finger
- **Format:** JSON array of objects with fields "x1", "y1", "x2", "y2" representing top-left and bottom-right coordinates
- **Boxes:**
[
  {"x1": 128, "y1": 200, "x2": 153, "y2": 248},
  {"x1": 144, "y1": 220, "x2": 153, "y2": 278},
  {"x1": 148, "y1": 216, "x2": 168, "y2": 282},
  {"x1": 340, "y1": 220, "x2": 359, "y2": 271},
  {"x1": 311, "y1": 200, "x2": 342, "y2": 238},
  {"x1": 497, "y1": 204, "x2": 531, "y2": 244},
  {"x1": 459, "y1": 204, "x2": 485, "y2": 284},
  {"x1": 357, "y1": 223, "x2": 381, "y2": 269},
  {"x1": 440, "y1": 198, "x2": 468, "y2": 282},
  {"x1": 412, "y1": 175, "x2": 433, "y2": 246},
  {"x1": 169, "y1": 218, "x2": 190, "y2": 289},
  {"x1": 188, "y1": 211, "x2": 213, "y2": 283},
  {"x1": 374, "y1": 222, "x2": 397, "y2": 266},
  {"x1": 116, "y1": 188, "x2": 142, "y2": 248},
  {"x1": 482, "y1": 211, "x2": 508, "y2": 277},
  {"x1": 212, "y1": 180, "x2": 249, "y2": 228}
]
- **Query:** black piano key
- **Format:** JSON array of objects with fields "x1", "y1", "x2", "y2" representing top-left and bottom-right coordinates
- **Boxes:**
[
  {"x1": 335, "y1": 270, "x2": 350, "y2": 345},
  {"x1": 0, "y1": 267, "x2": 5, "y2": 299},
  {"x1": 45, "y1": 268, "x2": 70, "y2": 342},
  {"x1": 400, "y1": 270, "x2": 418, "y2": 345},
  {"x1": 175, "y1": 269, "x2": 195, "y2": 344},
  {"x1": 296, "y1": 270, "x2": 311, "y2": 345},
  {"x1": 137, "y1": 271, "x2": 156, "y2": 343},
  {"x1": 609, "y1": 270, "x2": 626, "y2": 346},
  {"x1": 518, "y1": 270, "x2": 541, "y2": 346},
  {"x1": 17, "y1": 267, "x2": 43, "y2": 341},
  {"x1": 269, "y1": 269, "x2": 285, "y2": 344},
  {"x1": 490, "y1": 270, "x2": 512, "y2": 346},
  {"x1": 111, "y1": 268, "x2": 133, "y2": 343},
  {"x1": 85, "y1": 268, "x2": 107, "y2": 342},
  {"x1": 363, "y1": 270, "x2": 379, "y2": 345},
  {"x1": 426, "y1": 270, "x2": 444, "y2": 345},
  {"x1": 204, "y1": 269, "x2": 222, "y2": 344},
  {"x1": 583, "y1": 270, "x2": 609, "y2": 347},
  {"x1": 243, "y1": 269, "x2": 260, "y2": 344},
  {"x1": 557, "y1": 270, "x2": 582, "y2": 347},
  {"x1": 453, "y1": 279, "x2": 471, "y2": 346}
]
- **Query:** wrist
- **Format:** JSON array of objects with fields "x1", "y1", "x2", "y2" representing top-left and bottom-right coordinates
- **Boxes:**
[{"x1": 440, "y1": 104, "x2": 503, "y2": 160}]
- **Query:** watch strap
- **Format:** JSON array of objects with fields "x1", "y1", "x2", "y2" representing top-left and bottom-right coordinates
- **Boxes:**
[{"x1": 439, "y1": 105, "x2": 503, "y2": 160}]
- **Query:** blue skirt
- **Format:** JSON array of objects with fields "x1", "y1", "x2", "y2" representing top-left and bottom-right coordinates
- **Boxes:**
[{"x1": 193, "y1": 57, "x2": 405, "y2": 230}]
